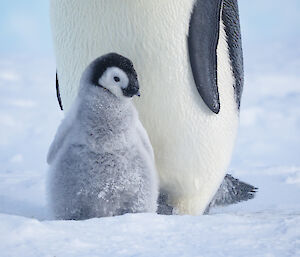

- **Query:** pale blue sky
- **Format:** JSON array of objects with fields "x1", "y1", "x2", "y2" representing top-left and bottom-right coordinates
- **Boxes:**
[
  {"x1": 239, "y1": 0, "x2": 300, "y2": 75},
  {"x1": 0, "y1": 0, "x2": 52, "y2": 56}
]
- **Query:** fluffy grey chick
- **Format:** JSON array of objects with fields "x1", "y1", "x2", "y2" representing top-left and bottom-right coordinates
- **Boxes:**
[{"x1": 47, "y1": 53, "x2": 158, "y2": 220}]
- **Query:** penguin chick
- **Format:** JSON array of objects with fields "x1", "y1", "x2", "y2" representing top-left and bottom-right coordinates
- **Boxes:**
[{"x1": 47, "y1": 53, "x2": 158, "y2": 220}]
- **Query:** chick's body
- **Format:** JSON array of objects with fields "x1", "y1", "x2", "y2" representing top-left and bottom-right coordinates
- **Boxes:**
[{"x1": 47, "y1": 54, "x2": 158, "y2": 220}]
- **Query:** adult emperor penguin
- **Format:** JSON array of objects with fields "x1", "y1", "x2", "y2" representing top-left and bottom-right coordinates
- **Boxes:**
[
  {"x1": 47, "y1": 53, "x2": 158, "y2": 219},
  {"x1": 50, "y1": 0, "x2": 247, "y2": 215}
]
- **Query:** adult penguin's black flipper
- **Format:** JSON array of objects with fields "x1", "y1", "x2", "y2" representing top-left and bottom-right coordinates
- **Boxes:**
[
  {"x1": 56, "y1": 72, "x2": 63, "y2": 111},
  {"x1": 188, "y1": 0, "x2": 244, "y2": 113},
  {"x1": 222, "y1": 0, "x2": 244, "y2": 109}
]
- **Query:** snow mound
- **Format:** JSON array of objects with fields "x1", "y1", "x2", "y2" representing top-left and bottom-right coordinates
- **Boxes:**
[{"x1": 1, "y1": 212, "x2": 300, "y2": 257}]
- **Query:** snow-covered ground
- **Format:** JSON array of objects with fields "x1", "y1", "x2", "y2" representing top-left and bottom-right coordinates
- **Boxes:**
[
  {"x1": 0, "y1": 55, "x2": 300, "y2": 256},
  {"x1": 1, "y1": 211, "x2": 300, "y2": 257}
]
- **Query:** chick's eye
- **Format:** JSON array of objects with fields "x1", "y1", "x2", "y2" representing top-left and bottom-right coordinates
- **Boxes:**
[{"x1": 114, "y1": 76, "x2": 120, "y2": 82}]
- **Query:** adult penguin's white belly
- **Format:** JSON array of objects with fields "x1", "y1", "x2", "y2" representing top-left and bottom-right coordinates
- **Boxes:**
[{"x1": 50, "y1": 0, "x2": 242, "y2": 215}]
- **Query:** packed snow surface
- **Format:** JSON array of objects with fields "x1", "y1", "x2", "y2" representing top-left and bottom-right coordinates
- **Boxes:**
[{"x1": 1, "y1": 212, "x2": 300, "y2": 257}]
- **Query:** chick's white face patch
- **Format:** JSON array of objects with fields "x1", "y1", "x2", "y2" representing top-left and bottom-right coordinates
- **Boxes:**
[{"x1": 98, "y1": 67, "x2": 129, "y2": 98}]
